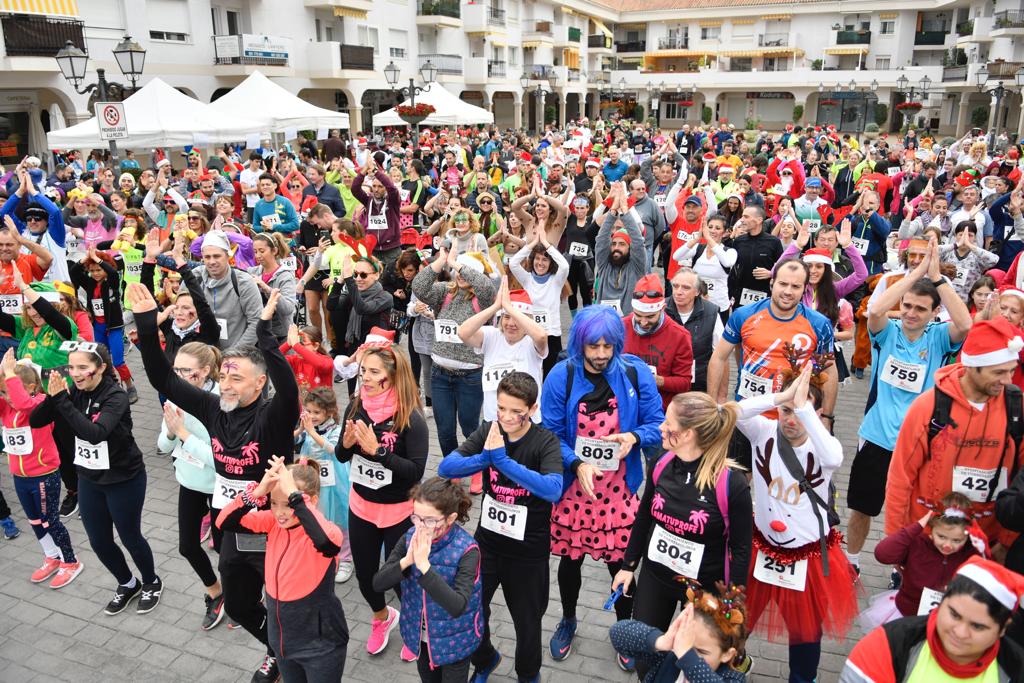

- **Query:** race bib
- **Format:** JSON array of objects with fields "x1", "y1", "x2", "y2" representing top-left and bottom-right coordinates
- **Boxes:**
[
  {"x1": 480, "y1": 494, "x2": 527, "y2": 540},
  {"x1": 648, "y1": 525, "x2": 705, "y2": 579},
  {"x1": 739, "y1": 288, "x2": 767, "y2": 307},
  {"x1": 953, "y1": 267, "x2": 968, "y2": 287},
  {"x1": 0, "y1": 294, "x2": 23, "y2": 315},
  {"x1": 806, "y1": 219, "x2": 821, "y2": 232},
  {"x1": 887, "y1": 167, "x2": 900, "y2": 177},
  {"x1": 2, "y1": 426, "x2": 32, "y2": 456},
  {"x1": 600, "y1": 299, "x2": 623, "y2": 315},
  {"x1": 90, "y1": 298, "x2": 104, "y2": 316},
  {"x1": 212, "y1": 474, "x2": 248, "y2": 509},
  {"x1": 880, "y1": 357, "x2": 926, "y2": 394},
  {"x1": 851, "y1": 237, "x2": 869, "y2": 255},
  {"x1": 569, "y1": 242, "x2": 589, "y2": 258},
  {"x1": 280, "y1": 256, "x2": 297, "y2": 271},
  {"x1": 400, "y1": 189, "x2": 411, "y2": 202},
  {"x1": 318, "y1": 459, "x2": 336, "y2": 487},
  {"x1": 647, "y1": 364, "x2": 658, "y2": 377},
  {"x1": 262, "y1": 213, "x2": 281, "y2": 226},
  {"x1": 574, "y1": 436, "x2": 619, "y2": 471},
  {"x1": 917, "y1": 587, "x2": 944, "y2": 616},
  {"x1": 705, "y1": 279, "x2": 717, "y2": 294},
  {"x1": 676, "y1": 230, "x2": 695, "y2": 243},
  {"x1": 738, "y1": 370, "x2": 772, "y2": 399},
  {"x1": 482, "y1": 362, "x2": 515, "y2": 392},
  {"x1": 531, "y1": 309, "x2": 549, "y2": 328},
  {"x1": 125, "y1": 260, "x2": 143, "y2": 279},
  {"x1": 753, "y1": 550, "x2": 808, "y2": 591},
  {"x1": 368, "y1": 214, "x2": 388, "y2": 231},
  {"x1": 216, "y1": 317, "x2": 228, "y2": 341},
  {"x1": 351, "y1": 455, "x2": 392, "y2": 490},
  {"x1": 953, "y1": 465, "x2": 1008, "y2": 503},
  {"x1": 654, "y1": 194, "x2": 668, "y2": 207},
  {"x1": 73, "y1": 437, "x2": 110, "y2": 470},
  {"x1": 433, "y1": 319, "x2": 461, "y2": 343},
  {"x1": 171, "y1": 443, "x2": 204, "y2": 469}
]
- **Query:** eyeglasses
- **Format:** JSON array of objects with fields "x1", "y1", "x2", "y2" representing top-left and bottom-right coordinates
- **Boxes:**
[
  {"x1": 173, "y1": 367, "x2": 201, "y2": 380},
  {"x1": 289, "y1": 184, "x2": 301, "y2": 189},
  {"x1": 632, "y1": 290, "x2": 663, "y2": 299},
  {"x1": 410, "y1": 514, "x2": 445, "y2": 528},
  {"x1": 353, "y1": 271, "x2": 373, "y2": 279}
]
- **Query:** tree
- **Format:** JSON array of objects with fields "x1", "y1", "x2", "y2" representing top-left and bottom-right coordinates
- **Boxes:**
[
  {"x1": 701, "y1": 105, "x2": 712, "y2": 124},
  {"x1": 971, "y1": 106, "x2": 989, "y2": 129},
  {"x1": 792, "y1": 104, "x2": 804, "y2": 123},
  {"x1": 874, "y1": 102, "x2": 889, "y2": 127}
]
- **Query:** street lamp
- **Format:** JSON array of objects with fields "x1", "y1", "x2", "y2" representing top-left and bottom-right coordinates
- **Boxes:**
[
  {"x1": 55, "y1": 35, "x2": 147, "y2": 164},
  {"x1": 976, "y1": 64, "x2": 1024, "y2": 146},
  {"x1": 649, "y1": 80, "x2": 665, "y2": 126},
  {"x1": 384, "y1": 59, "x2": 436, "y2": 135}
]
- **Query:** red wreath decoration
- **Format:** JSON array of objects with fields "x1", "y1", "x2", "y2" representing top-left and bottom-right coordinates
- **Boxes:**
[
  {"x1": 819, "y1": 99, "x2": 839, "y2": 107},
  {"x1": 895, "y1": 102, "x2": 922, "y2": 112},
  {"x1": 395, "y1": 103, "x2": 436, "y2": 117},
  {"x1": 678, "y1": 100, "x2": 694, "y2": 107}
]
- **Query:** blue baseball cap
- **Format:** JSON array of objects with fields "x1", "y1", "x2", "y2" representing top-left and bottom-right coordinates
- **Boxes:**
[{"x1": 805, "y1": 177, "x2": 822, "y2": 188}]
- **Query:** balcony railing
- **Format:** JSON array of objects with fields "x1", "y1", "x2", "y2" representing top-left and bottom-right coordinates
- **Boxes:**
[
  {"x1": 658, "y1": 36, "x2": 689, "y2": 50},
  {"x1": 588, "y1": 34, "x2": 612, "y2": 49},
  {"x1": 567, "y1": 68, "x2": 580, "y2": 81},
  {"x1": 592, "y1": 70, "x2": 611, "y2": 83},
  {"x1": 417, "y1": 0, "x2": 459, "y2": 19},
  {"x1": 214, "y1": 34, "x2": 289, "y2": 66},
  {"x1": 914, "y1": 30, "x2": 947, "y2": 45},
  {"x1": 957, "y1": 20, "x2": 974, "y2": 36},
  {"x1": 340, "y1": 44, "x2": 374, "y2": 70},
  {"x1": 942, "y1": 64, "x2": 968, "y2": 81},
  {"x1": 389, "y1": 47, "x2": 407, "y2": 59},
  {"x1": 421, "y1": 53, "x2": 462, "y2": 75},
  {"x1": 530, "y1": 21, "x2": 553, "y2": 36},
  {"x1": 836, "y1": 29, "x2": 871, "y2": 45},
  {"x1": 758, "y1": 32, "x2": 789, "y2": 47},
  {"x1": 524, "y1": 64, "x2": 555, "y2": 80},
  {"x1": 1, "y1": 14, "x2": 85, "y2": 57},
  {"x1": 488, "y1": 6, "x2": 505, "y2": 25},
  {"x1": 987, "y1": 60, "x2": 1024, "y2": 78},
  {"x1": 616, "y1": 40, "x2": 646, "y2": 52},
  {"x1": 487, "y1": 59, "x2": 506, "y2": 77},
  {"x1": 995, "y1": 10, "x2": 1024, "y2": 29},
  {"x1": 568, "y1": 27, "x2": 581, "y2": 43}
]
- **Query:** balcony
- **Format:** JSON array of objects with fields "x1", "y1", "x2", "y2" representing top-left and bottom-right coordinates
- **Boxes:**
[
  {"x1": 488, "y1": 60, "x2": 506, "y2": 77},
  {"x1": 957, "y1": 15, "x2": 993, "y2": 43},
  {"x1": 836, "y1": 30, "x2": 870, "y2": 45},
  {"x1": 591, "y1": 70, "x2": 611, "y2": 84},
  {"x1": 303, "y1": 0, "x2": 374, "y2": 12},
  {"x1": 526, "y1": 64, "x2": 555, "y2": 80},
  {"x1": 616, "y1": 40, "x2": 646, "y2": 53},
  {"x1": 463, "y1": 4, "x2": 506, "y2": 33},
  {"x1": 488, "y1": 7, "x2": 505, "y2": 26},
  {"x1": 589, "y1": 34, "x2": 613, "y2": 50},
  {"x1": 341, "y1": 44, "x2": 374, "y2": 70},
  {"x1": 957, "y1": 20, "x2": 974, "y2": 36},
  {"x1": 213, "y1": 34, "x2": 292, "y2": 75},
  {"x1": 914, "y1": 30, "x2": 948, "y2": 46},
  {"x1": 993, "y1": 10, "x2": 1024, "y2": 35},
  {"x1": 416, "y1": 0, "x2": 461, "y2": 28},
  {"x1": 758, "y1": 32, "x2": 789, "y2": 47},
  {"x1": 420, "y1": 53, "x2": 462, "y2": 76},
  {"x1": 987, "y1": 60, "x2": 1023, "y2": 78},
  {"x1": 1, "y1": 14, "x2": 84, "y2": 70},
  {"x1": 657, "y1": 37, "x2": 689, "y2": 50},
  {"x1": 942, "y1": 64, "x2": 968, "y2": 82},
  {"x1": 308, "y1": 42, "x2": 375, "y2": 78},
  {"x1": 568, "y1": 68, "x2": 580, "y2": 81}
]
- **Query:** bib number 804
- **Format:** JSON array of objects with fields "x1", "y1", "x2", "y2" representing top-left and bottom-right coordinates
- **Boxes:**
[{"x1": 655, "y1": 538, "x2": 692, "y2": 564}]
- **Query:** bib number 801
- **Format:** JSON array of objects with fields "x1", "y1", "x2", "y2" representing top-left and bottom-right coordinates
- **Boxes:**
[{"x1": 486, "y1": 506, "x2": 518, "y2": 527}]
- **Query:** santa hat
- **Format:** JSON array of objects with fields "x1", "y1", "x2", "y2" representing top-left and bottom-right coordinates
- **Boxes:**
[
  {"x1": 357, "y1": 137, "x2": 367, "y2": 146},
  {"x1": 702, "y1": 152, "x2": 717, "y2": 162},
  {"x1": 1000, "y1": 284, "x2": 1024, "y2": 302},
  {"x1": 718, "y1": 164, "x2": 735, "y2": 174},
  {"x1": 631, "y1": 274, "x2": 665, "y2": 313},
  {"x1": 519, "y1": 151, "x2": 532, "y2": 163},
  {"x1": 961, "y1": 318, "x2": 1024, "y2": 367},
  {"x1": 363, "y1": 327, "x2": 395, "y2": 347},
  {"x1": 802, "y1": 248, "x2": 833, "y2": 266},
  {"x1": 456, "y1": 252, "x2": 487, "y2": 273},
  {"x1": 585, "y1": 157, "x2": 601, "y2": 169},
  {"x1": 956, "y1": 557, "x2": 1024, "y2": 611},
  {"x1": 505, "y1": 289, "x2": 532, "y2": 315}
]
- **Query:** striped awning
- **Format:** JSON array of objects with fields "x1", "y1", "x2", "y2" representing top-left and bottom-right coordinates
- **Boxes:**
[
  {"x1": 732, "y1": 18, "x2": 756, "y2": 25},
  {"x1": 721, "y1": 47, "x2": 805, "y2": 57},
  {"x1": 761, "y1": 13, "x2": 792, "y2": 20},
  {"x1": 879, "y1": 12, "x2": 899, "y2": 19},
  {"x1": 825, "y1": 46, "x2": 870, "y2": 55},
  {"x1": 699, "y1": 20, "x2": 723, "y2": 27},
  {"x1": 647, "y1": 49, "x2": 717, "y2": 58},
  {"x1": 333, "y1": 7, "x2": 367, "y2": 18},
  {"x1": 522, "y1": 41, "x2": 542, "y2": 49},
  {"x1": 491, "y1": 38, "x2": 507, "y2": 46},
  {"x1": 1, "y1": 0, "x2": 78, "y2": 16}
]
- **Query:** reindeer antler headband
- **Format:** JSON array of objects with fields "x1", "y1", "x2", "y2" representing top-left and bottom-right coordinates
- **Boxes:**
[{"x1": 684, "y1": 582, "x2": 746, "y2": 638}]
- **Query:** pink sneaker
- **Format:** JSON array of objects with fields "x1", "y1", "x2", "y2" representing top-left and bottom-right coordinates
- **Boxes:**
[
  {"x1": 49, "y1": 561, "x2": 84, "y2": 589},
  {"x1": 367, "y1": 606, "x2": 399, "y2": 655},
  {"x1": 31, "y1": 557, "x2": 61, "y2": 583},
  {"x1": 400, "y1": 644, "x2": 418, "y2": 662}
]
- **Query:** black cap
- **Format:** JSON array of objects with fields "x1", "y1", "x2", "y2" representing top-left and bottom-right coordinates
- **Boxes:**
[{"x1": 24, "y1": 204, "x2": 47, "y2": 220}]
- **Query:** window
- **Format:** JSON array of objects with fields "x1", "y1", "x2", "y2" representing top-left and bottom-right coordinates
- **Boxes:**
[
  {"x1": 358, "y1": 26, "x2": 379, "y2": 55},
  {"x1": 880, "y1": 20, "x2": 895, "y2": 35},
  {"x1": 389, "y1": 29, "x2": 408, "y2": 58},
  {"x1": 875, "y1": 55, "x2": 891, "y2": 69},
  {"x1": 147, "y1": 0, "x2": 190, "y2": 41},
  {"x1": 733, "y1": 23, "x2": 753, "y2": 38},
  {"x1": 701, "y1": 26, "x2": 721, "y2": 40},
  {"x1": 325, "y1": 25, "x2": 333, "y2": 42},
  {"x1": 729, "y1": 57, "x2": 751, "y2": 71},
  {"x1": 150, "y1": 31, "x2": 188, "y2": 42},
  {"x1": 508, "y1": 47, "x2": 518, "y2": 65},
  {"x1": 226, "y1": 10, "x2": 239, "y2": 35},
  {"x1": 664, "y1": 103, "x2": 680, "y2": 119}
]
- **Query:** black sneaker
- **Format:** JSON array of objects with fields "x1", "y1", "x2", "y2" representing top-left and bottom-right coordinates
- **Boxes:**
[
  {"x1": 251, "y1": 654, "x2": 279, "y2": 683},
  {"x1": 202, "y1": 593, "x2": 226, "y2": 631},
  {"x1": 125, "y1": 383, "x2": 139, "y2": 405},
  {"x1": 137, "y1": 577, "x2": 163, "y2": 614},
  {"x1": 889, "y1": 569, "x2": 903, "y2": 590},
  {"x1": 104, "y1": 581, "x2": 143, "y2": 615},
  {"x1": 59, "y1": 492, "x2": 78, "y2": 519}
]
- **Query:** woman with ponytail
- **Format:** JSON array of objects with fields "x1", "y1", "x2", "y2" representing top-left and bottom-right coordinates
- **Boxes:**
[
  {"x1": 614, "y1": 393, "x2": 752, "y2": 651},
  {"x1": 248, "y1": 232, "x2": 297, "y2": 343}
]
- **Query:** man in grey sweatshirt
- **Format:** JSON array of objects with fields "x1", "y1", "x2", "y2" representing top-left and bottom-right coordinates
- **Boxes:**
[
  {"x1": 594, "y1": 191, "x2": 647, "y2": 316},
  {"x1": 628, "y1": 178, "x2": 667, "y2": 268},
  {"x1": 186, "y1": 230, "x2": 264, "y2": 348}
]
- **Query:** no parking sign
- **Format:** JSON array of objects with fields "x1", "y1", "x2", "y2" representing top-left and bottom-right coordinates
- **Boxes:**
[{"x1": 96, "y1": 102, "x2": 128, "y2": 140}]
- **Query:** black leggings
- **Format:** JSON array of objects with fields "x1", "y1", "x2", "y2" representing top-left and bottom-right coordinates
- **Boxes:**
[
  {"x1": 408, "y1": 334, "x2": 422, "y2": 393},
  {"x1": 566, "y1": 260, "x2": 593, "y2": 311},
  {"x1": 631, "y1": 564, "x2": 690, "y2": 632},
  {"x1": 348, "y1": 510, "x2": 412, "y2": 613},
  {"x1": 417, "y1": 648, "x2": 470, "y2": 682},
  {"x1": 54, "y1": 421, "x2": 77, "y2": 495},
  {"x1": 543, "y1": 335, "x2": 563, "y2": 378},
  {"x1": 178, "y1": 485, "x2": 218, "y2": 587},
  {"x1": 78, "y1": 470, "x2": 157, "y2": 585},
  {"x1": 219, "y1": 528, "x2": 270, "y2": 650},
  {"x1": 557, "y1": 555, "x2": 632, "y2": 621}
]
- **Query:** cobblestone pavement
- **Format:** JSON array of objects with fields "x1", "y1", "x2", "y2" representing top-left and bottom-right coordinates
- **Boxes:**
[{"x1": 0, "y1": 337, "x2": 884, "y2": 683}]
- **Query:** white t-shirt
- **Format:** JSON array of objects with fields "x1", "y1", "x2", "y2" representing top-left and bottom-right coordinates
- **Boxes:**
[
  {"x1": 239, "y1": 169, "x2": 261, "y2": 209},
  {"x1": 507, "y1": 246, "x2": 570, "y2": 337},
  {"x1": 476, "y1": 326, "x2": 547, "y2": 422}
]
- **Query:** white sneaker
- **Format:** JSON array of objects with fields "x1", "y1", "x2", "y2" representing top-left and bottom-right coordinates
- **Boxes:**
[{"x1": 336, "y1": 561, "x2": 354, "y2": 583}]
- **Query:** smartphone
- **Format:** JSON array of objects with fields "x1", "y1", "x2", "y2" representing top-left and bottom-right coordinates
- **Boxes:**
[{"x1": 318, "y1": 228, "x2": 331, "y2": 243}]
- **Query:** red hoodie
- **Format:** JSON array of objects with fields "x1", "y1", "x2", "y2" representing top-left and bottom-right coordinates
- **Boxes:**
[
  {"x1": 1, "y1": 376, "x2": 59, "y2": 478},
  {"x1": 622, "y1": 313, "x2": 693, "y2": 408}
]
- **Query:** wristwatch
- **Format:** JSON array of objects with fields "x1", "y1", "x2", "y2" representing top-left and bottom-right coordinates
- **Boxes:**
[
  {"x1": 375, "y1": 446, "x2": 388, "y2": 459},
  {"x1": 931, "y1": 278, "x2": 946, "y2": 288}
]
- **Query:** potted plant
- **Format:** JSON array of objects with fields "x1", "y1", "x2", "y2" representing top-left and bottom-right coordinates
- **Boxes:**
[
  {"x1": 864, "y1": 122, "x2": 880, "y2": 140},
  {"x1": 395, "y1": 102, "x2": 436, "y2": 126}
]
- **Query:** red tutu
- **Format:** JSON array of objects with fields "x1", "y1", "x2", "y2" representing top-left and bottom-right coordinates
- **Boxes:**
[{"x1": 746, "y1": 529, "x2": 859, "y2": 644}]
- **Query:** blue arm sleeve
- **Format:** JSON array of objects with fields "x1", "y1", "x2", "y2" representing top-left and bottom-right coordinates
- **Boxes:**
[
  {"x1": 33, "y1": 192, "x2": 66, "y2": 248},
  {"x1": 437, "y1": 450, "x2": 491, "y2": 478},
  {"x1": 541, "y1": 363, "x2": 578, "y2": 471},
  {"x1": 868, "y1": 212, "x2": 891, "y2": 240},
  {"x1": 489, "y1": 447, "x2": 563, "y2": 502},
  {"x1": 0, "y1": 193, "x2": 24, "y2": 232}
]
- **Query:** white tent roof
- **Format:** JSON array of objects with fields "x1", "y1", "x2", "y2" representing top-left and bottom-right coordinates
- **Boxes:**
[
  {"x1": 372, "y1": 84, "x2": 493, "y2": 127},
  {"x1": 47, "y1": 78, "x2": 265, "y2": 149},
  {"x1": 208, "y1": 71, "x2": 349, "y2": 132}
]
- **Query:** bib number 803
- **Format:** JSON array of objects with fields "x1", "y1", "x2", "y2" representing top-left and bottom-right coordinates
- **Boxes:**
[{"x1": 580, "y1": 444, "x2": 614, "y2": 460}]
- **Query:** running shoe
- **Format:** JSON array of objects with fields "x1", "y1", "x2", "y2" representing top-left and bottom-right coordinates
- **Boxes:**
[
  {"x1": 1, "y1": 516, "x2": 21, "y2": 540},
  {"x1": 200, "y1": 514, "x2": 212, "y2": 545},
  {"x1": 202, "y1": 593, "x2": 226, "y2": 631},
  {"x1": 49, "y1": 561, "x2": 83, "y2": 589},
  {"x1": 251, "y1": 654, "x2": 279, "y2": 683},
  {"x1": 617, "y1": 653, "x2": 635, "y2": 672},
  {"x1": 335, "y1": 561, "x2": 354, "y2": 584},
  {"x1": 59, "y1": 492, "x2": 78, "y2": 519},
  {"x1": 366, "y1": 605, "x2": 399, "y2": 655},
  {"x1": 137, "y1": 577, "x2": 163, "y2": 614},
  {"x1": 400, "y1": 644, "x2": 418, "y2": 662},
  {"x1": 227, "y1": 616, "x2": 242, "y2": 630},
  {"x1": 470, "y1": 651, "x2": 502, "y2": 683},
  {"x1": 31, "y1": 557, "x2": 62, "y2": 583},
  {"x1": 125, "y1": 383, "x2": 139, "y2": 404},
  {"x1": 104, "y1": 581, "x2": 143, "y2": 615},
  {"x1": 549, "y1": 617, "x2": 577, "y2": 661}
]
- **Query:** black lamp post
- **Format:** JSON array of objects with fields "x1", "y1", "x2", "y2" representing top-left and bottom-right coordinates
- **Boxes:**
[
  {"x1": 384, "y1": 59, "x2": 437, "y2": 136},
  {"x1": 520, "y1": 70, "x2": 558, "y2": 134},
  {"x1": 895, "y1": 74, "x2": 931, "y2": 131},
  {"x1": 55, "y1": 35, "x2": 146, "y2": 163},
  {"x1": 975, "y1": 63, "x2": 1024, "y2": 147}
]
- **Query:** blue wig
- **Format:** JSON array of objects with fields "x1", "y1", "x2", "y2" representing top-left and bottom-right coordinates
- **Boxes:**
[{"x1": 567, "y1": 304, "x2": 625, "y2": 364}]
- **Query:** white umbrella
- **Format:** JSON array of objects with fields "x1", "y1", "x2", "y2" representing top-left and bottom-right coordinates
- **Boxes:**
[
  {"x1": 48, "y1": 103, "x2": 66, "y2": 131},
  {"x1": 27, "y1": 103, "x2": 47, "y2": 157}
]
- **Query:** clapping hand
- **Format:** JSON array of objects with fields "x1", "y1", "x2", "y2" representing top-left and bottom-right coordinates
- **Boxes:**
[{"x1": 352, "y1": 419, "x2": 380, "y2": 455}]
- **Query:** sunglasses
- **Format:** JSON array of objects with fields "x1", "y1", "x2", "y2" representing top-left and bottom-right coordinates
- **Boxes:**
[
  {"x1": 478, "y1": 199, "x2": 493, "y2": 205},
  {"x1": 632, "y1": 290, "x2": 662, "y2": 299},
  {"x1": 25, "y1": 215, "x2": 46, "y2": 222},
  {"x1": 289, "y1": 184, "x2": 301, "y2": 189},
  {"x1": 188, "y1": 215, "x2": 201, "y2": 221},
  {"x1": 353, "y1": 271, "x2": 373, "y2": 279}
]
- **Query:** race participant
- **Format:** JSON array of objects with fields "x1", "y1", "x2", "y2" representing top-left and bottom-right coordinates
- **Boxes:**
[
  {"x1": 251, "y1": 173, "x2": 299, "y2": 236},
  {"x1": 627, "y1": 177, "x2": 667, "y2": 268},
  {"x1": 845, "y1": 240, "x2": 970, "y2": 574},
  {"x1": 562, "y1": 195, "x2": 598, "y2": 316},
  {"x1": 886, "y1": 317, "x2": 1024, "y2": 557},
  {"x1": 438, "y1": 373, "x2": 563, "y2": 683},
  {"x1": 510, "y1": 173, "x2": 569, "y2": 247},
  {"x1": 939, "y1": 222, "x2": 999, "y2": 302},
  {"x1": 507, "y1": 232, "x2": 570, "y2": 376},
  {"x1": 672, "y1": 214, "x2": 736, "y2": 316},
  {"x1": 728, "y1": 205, "x2": 783, "y2": 310},
  {"x1": 247, "y1": 233, "x2": 297, "y2": 344},
  {"x1": 738, "y1": 363, "x2": 857, "y2": 683},
  {"x1": 664, "y1": 191, "x2": 705, "y2": 281},
  {"x1": 848, "y1": 190, "x2": 892, "y2": 276},
  {"x1": 542, "y1": 305, "x2": 665, "y2": 671},
  {"x1": 0, "y1": 166, "x2": 69, "y2": 283},
  {"x1": 130, "y1": 284, "x2": 298, "y2": 683},
  {"x1": 666, "y1": 268, "x2": 724, "y2": 393},
  {"x1": 189, "y1": 230, "x2": 264, "y2": 349},
  {"x1": 593, "y1": 182, "x2": 647, "y2": 315},
  {"x1": 352, "y1": 158, "x2": 403, "y2": 268},
  {"x1": 622, "y1": 275, "x2": 694, "y2": 409}
]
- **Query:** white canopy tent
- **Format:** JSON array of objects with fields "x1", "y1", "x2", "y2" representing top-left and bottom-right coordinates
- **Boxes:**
[
  {"x1": 46, "y1": 78, "x2": 264, "y2": 149},
  {"x1": 208, "y1": 70, "x2": 349, "y2": 132},
  {"x1": 372, "y1": 84, "x2": 493, "y2": 127}
]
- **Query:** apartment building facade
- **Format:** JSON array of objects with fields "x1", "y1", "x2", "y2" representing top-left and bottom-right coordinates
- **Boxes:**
[{"x1": 0, "y1": 0, "x2": 1022, "y2": 167}]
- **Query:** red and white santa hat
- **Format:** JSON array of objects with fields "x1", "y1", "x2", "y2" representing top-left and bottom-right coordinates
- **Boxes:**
[
  {"x1": 956, "y1": 556, "x2": 1024, "y2": 611},
  {"x1": 632, "y1": 274, "x2": 665, "y2": 314},
  {"x1": 802, "y1": 247, "x2": 833, "y2": 266},
  {"x1": 961, "y1": 317, "x2": 1024, "y2": 367},
  {"x1": 585, "y1": 157, "x2": 602, "y2": 169},
  {"x1": 504, "y1": 289, "x2": 532, "y2": 315},
  {"x1": 1000, "y1": 284, "x2": 1024, "y2": 302},
  {"x1": 519, "y1": 151, "x2": 533, "y2": 163},
  {"x1": 363, "y1": 327, "x2": 395, "y2": 347},
  {"x1": 718, "y1": 164, "x2": 735, "y2": 174},
  {"x1": 702, "y1": 152, "x2": 717, "y2": 162}
]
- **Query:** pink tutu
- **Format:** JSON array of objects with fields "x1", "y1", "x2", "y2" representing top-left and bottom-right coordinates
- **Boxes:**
[
  {"x1": 857, "y1": 590, "x2": 902, "y2": 632},
  {"x1": 550, "y1": 466, "x2": 638, "y2": 562}
]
